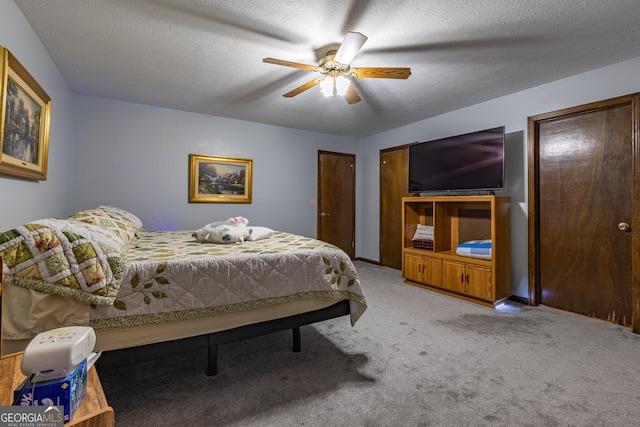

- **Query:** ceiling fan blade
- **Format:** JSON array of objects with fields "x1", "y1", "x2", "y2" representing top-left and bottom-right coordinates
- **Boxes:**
[
  {"x1": 344, "y1": 85, "x2": 361, "y2": 105},
  {"x1": 334, "y1": 31, "x2": 368, "y2": 65},
  {"x1": 283, "y1": 78, "x2": 324, "y2": 98},
  {"x1": 263, "y1": 58, "x2": 318, "y2": 72},
  {"x1": 351, "y1": 67, "x2": 411, "y2": 79}
]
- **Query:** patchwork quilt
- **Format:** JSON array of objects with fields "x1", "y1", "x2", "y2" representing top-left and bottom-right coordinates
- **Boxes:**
[
  {"x1": 0, "y1": 218, "x2": 127, "y2": 306},
  {"x1": 90, "y1": 230, "x2": 367, "y2": 329},
  {"x1": 0, "y1": 206, "x2": 141, "y2": 306}
]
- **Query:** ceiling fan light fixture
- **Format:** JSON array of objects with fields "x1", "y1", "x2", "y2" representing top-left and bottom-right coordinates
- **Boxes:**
[
  {"x1": 320, "y1": 73, "x2": 350, "y2": 97},
  {"x1": 335, "y1": 75, "x2": 350, "y2": 96},
  {"x1": 319, "y1": 76, "x2": 334, "y2": 96}
]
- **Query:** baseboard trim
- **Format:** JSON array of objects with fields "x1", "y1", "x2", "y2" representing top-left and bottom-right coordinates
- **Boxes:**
[
  {"x1": 508, "y1": 295, "x2": 529, "y2": 305},
  {"x1": 354, "y1": 257, "x2": 380, "y2": 265}
]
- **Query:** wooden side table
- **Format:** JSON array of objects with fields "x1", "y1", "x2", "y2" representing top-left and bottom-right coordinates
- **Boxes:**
[{"x1": 0, "y1": 352, "x2": 114, "y2": 427}]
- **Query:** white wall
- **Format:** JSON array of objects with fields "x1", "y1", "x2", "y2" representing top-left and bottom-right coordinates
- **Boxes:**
[
  {"x1": 72, "y1": 95, "x2": 358, "y2": 237},
  {"x1": 0, "y1": 1, "x2": 75, "y2": 230},
  {"x1": 357, "y1": 56, "x2": 640, "y2": 298}
]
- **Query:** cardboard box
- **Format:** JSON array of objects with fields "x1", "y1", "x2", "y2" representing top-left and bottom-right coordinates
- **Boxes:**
[{"x1": 13, "y1": 359, "x2": 88, "y2": 423}]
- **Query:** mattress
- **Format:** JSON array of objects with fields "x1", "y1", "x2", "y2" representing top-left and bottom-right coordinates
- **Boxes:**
[{"x1": 1, "y1": 291, "x2": 337, "y2": 354}]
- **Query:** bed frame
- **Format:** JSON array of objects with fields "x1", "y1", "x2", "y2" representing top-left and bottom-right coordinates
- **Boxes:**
[{"x1": 97, "y1": 300, "x2": 350, "y2": 376}]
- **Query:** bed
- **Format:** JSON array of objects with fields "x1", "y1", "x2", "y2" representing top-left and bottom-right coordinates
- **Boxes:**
[{"x1": 0, "y1": 206, "x2": 367, "y2": 375}]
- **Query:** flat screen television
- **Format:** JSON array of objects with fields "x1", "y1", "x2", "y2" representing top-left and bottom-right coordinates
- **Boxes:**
[{"x1": 408, "y1": 126, "x2": 505, "y2": 194}]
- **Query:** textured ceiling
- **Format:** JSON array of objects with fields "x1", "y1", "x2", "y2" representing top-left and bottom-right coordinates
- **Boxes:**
[{"x1": 14, "y1": 0, "x2": 640, "y2": 138}]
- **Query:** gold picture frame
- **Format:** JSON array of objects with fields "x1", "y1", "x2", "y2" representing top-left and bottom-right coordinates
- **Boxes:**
[
  {"x1": 0, "y1": 46, "x2": 51, "y2": 180},
  {"x1": 189, "y1": 154, "x2": 253, "y2": 203}
]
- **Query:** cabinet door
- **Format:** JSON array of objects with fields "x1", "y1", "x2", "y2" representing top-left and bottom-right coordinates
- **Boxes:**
[
  {"x1": 422, "y1": 256, "x2": 443, "y2": 287},
  {"x1": 465, "y1": 265, "x2": 492, "y2": 300},
  {"x1": 442, "y1": 260, "x2": 466, "y2": 293},
  {"x1": 404, "y1": 253, "x2": 442, "y2": 286},
  {"x1": 404, "y1": 253, "x2": 424, "y2": 282}
]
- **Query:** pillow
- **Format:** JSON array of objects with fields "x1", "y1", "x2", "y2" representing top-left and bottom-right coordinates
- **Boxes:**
[
  {"x1": 98, "y1": 206, "x2": 143, "y2": 230},
  {"x1": 29, "y1": 217, "x2": 127, "y2": 250},
  {"x1": 69, "y1": 206, "x2": 143, "y2": 243},
  {"x1": 246, "y1": 226, "x2": 275, "y2": 241},
  {"x1": 412, "y1": 224, "x2": 434, "y2": 241}
]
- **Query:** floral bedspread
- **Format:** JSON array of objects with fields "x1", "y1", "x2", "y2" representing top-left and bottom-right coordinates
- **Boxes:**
[{"x1": 89, "y1": 230, "x2": 367, "y2": 329}]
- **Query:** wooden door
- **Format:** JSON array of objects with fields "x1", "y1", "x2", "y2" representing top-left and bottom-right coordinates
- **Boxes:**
[
  {"x1": 380, "y1": 145, "x2": 410, "y2": 269},
  {"x1": 318, "y1": 151, "x2": 355, "y2": 258},
  {"x1": 529, "y1": 95, "x2": 638, "y2": 329}
]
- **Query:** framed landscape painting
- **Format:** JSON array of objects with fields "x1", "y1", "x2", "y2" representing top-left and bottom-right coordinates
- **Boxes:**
[
  {"x1": 0, "y1": 46, "x2": 51, "y2": 180},
  {"x1": 189, "y1": 154, "x2": 253, "y2": 203}
]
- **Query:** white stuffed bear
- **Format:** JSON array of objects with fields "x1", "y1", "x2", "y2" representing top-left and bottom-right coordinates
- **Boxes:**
[{"x1": 192, "y1": 217, "x2": 250, "y2": 244}]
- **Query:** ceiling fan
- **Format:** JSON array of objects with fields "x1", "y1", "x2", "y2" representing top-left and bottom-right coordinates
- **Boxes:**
[{"x1": 263, "y1": 32, "x2": 411, "y2": 104}]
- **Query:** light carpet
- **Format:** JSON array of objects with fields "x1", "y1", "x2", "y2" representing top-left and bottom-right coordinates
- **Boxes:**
[{"x1": 97, "y1": 261, "x2": 640, "y2": 426}]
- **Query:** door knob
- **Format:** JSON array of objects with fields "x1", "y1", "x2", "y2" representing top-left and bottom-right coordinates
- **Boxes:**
[
  {"x1": 320, "y1": 212, "x2": 331, "y2": 217},
  {"x1": 618, "y1": 222, "x2": 630, "y2": 231}
]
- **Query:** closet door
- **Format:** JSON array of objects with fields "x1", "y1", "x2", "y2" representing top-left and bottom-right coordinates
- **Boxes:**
[
  {"x1": 529, "y1": 95, "x2": 637, "y2": 328},
  {"x1": 380, "y1": 145, "x2": 410, "y2": 269}
]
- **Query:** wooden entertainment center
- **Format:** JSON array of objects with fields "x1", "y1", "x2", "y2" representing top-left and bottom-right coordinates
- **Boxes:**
[{"x1": 401, "y1": 195, "x2": 511, "y2": 306}]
